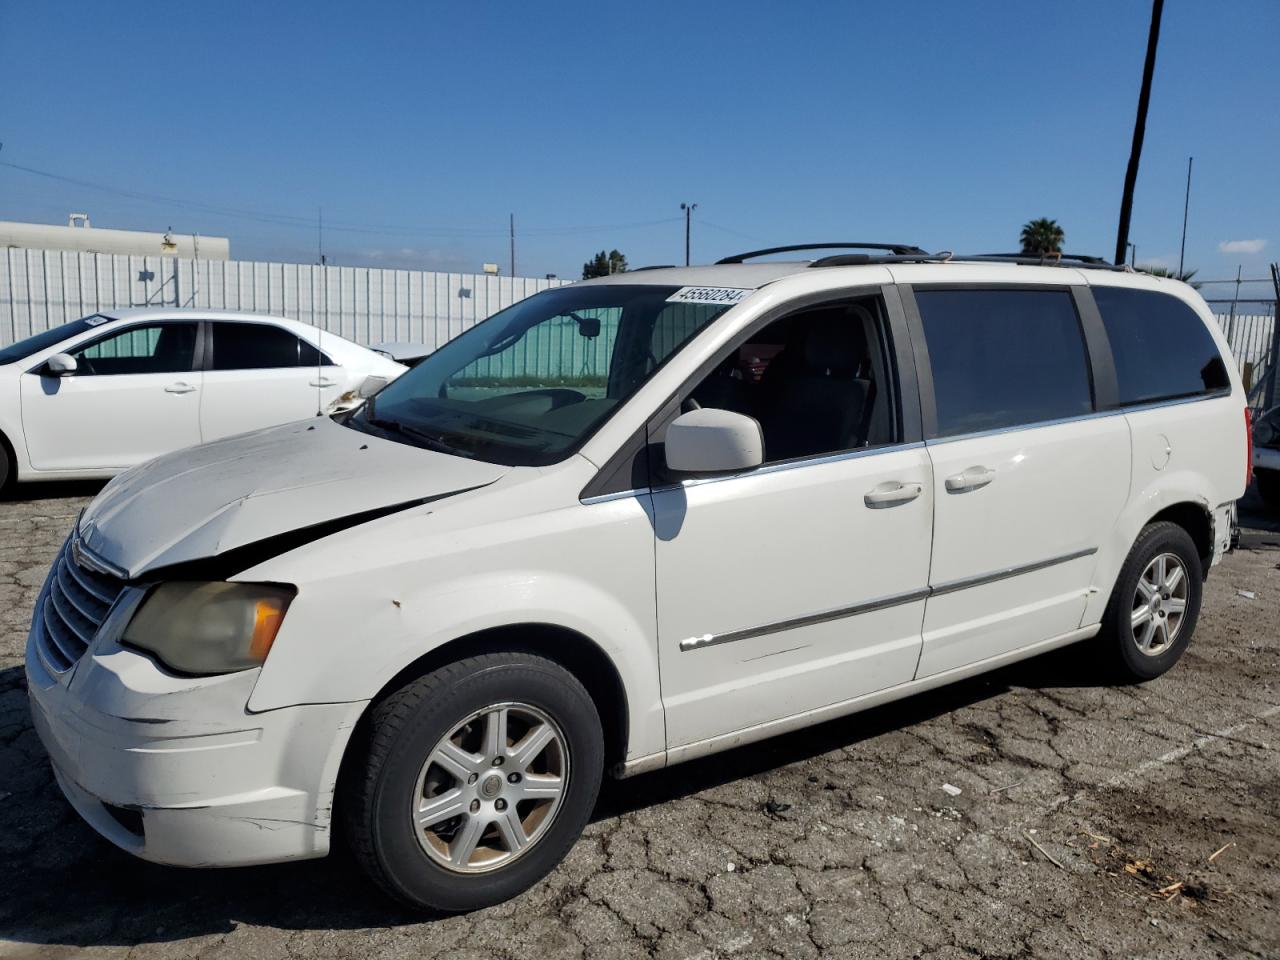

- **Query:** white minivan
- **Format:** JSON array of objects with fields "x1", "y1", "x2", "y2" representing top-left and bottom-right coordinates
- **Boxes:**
[{"x1": 26, "y1": 246, "x2": 1248, "y2": 912}]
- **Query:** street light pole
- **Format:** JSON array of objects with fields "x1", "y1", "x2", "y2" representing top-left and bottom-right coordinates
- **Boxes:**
[{"x1": 680, "y1": 202, "x2": 697, "y2": 266}]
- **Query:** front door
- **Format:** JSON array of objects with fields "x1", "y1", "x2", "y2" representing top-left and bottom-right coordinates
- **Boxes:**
[
  {"x1": 20, "y1": 321, "x2": 202, "y2": 471},
  {"x1": 906, "y1": 286, "x2": 1130, "y2": 677},
  {"x1": 653, "y1": 293, "x2": 934, "y2": 750}
]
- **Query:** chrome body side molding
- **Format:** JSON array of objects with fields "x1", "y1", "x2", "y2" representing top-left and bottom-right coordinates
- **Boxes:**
[{"x1": 679, "y1": 547, "x2": 1098, "y2": 652}]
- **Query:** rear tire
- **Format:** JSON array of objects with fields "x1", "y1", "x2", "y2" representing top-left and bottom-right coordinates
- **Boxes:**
[
  {"x1": 1256, "y1": 468, "x2": 1280, "y2": 508},
  {"x1": 1097, "y1": 521, "x2": 1202, "y2": 682},
  {"x1": 342, "y1": 651, "x2": 603, "y2": 913}
]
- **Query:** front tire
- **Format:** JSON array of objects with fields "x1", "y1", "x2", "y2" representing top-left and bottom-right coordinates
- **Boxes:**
[
  {"x1": 1097, "y1": 521, "x2": 1202, "y2": 682},
  {"x1": 343, "y1": 651, "x2": 604, "y2": 913}
]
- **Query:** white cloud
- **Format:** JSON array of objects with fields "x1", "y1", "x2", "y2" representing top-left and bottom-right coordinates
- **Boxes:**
[{"x1": 1218, "y1": 239, "x2": 1267, "y2": 255}]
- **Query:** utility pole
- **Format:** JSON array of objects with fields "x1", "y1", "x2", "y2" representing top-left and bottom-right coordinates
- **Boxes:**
[
  {"x1": 1114, "y1": 0, "x2": 1165, "y2": 266},
  {"x1": 1178, "y1": 156, "x2": 1193, "y2": 277},
  {"x1": 509, "y1": 213, "x2": 516, "y2": 277},
  {"x1": 680, "y1": 202, "x2": 697, "y2": 266}
]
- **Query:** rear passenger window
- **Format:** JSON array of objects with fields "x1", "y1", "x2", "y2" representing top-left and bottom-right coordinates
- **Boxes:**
[
  {"x1": 211, "y1": 322, "x2": 316, "y2": 370},
  {"x1": 917, "y1": 289, "x2": 1092, "y2": 437},
  {"x1": 297, "y1": 339, "x2": 335, "y2": 368},
  {"x1": 1092, "y1": 287, "x2": 1229, "y2": 405}
]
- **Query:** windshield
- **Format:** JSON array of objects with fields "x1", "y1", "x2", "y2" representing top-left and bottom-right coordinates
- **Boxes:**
[
  {"x1": 347, "y1": 284, "x2": 740, "y2": 465},
  {"x1": 0, "y1": 314, "x2": 114, "y2": 365}
]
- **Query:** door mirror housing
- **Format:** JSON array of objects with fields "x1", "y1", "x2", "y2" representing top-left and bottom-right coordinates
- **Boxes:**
[
  {"x1": 356, "y1": 375, "x2": 388, "y2": 399},
  {"x1": 664, "y1": 408, "x2": 764, "y2": 475},
  {"x1": 44, "y1": 353, "x2": 78, "y2": 377}
]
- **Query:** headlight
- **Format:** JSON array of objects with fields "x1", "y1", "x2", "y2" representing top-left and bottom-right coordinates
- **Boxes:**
[{"x1": 122, "y1": 582, "x2": 295, "y2": 676}]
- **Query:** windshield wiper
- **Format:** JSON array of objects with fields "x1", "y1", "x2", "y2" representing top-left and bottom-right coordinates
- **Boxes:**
[{"x1": 360, "y1": 402, "x2": 473, "y2": 458}]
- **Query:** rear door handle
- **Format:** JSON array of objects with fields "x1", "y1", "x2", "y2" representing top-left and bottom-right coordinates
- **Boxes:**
[
  {"x1": 945, "y1": 466, "x2": 996, "y2": 493},
  {"x1": 864, "y1": 481, "x2": 923, "y2": 508},
  {"x1": 164, "y1": 382, "x2": 197, "y2": 394}
]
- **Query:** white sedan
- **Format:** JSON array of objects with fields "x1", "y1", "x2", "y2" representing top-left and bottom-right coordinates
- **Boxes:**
[{"x1": 0, "y1": 308, "x2": 406, "y2": 489}]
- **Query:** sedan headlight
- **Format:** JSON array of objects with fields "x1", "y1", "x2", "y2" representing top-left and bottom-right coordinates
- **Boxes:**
[{"x1": 122, "y1": 582, "x2": 295, "y2": 676}]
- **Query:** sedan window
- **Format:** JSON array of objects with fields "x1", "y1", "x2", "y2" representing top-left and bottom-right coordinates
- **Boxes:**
[
  {"x1": 211, "y1": 322, "x2": 329, "y2": 369},
  {"x1": 71, "y1": 323, "x2": 198, "y2": 376}
]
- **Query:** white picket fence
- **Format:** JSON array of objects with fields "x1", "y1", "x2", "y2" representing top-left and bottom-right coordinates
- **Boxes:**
[{"x1": 0, "y1": 246, "x2": 568, "y2": 350}]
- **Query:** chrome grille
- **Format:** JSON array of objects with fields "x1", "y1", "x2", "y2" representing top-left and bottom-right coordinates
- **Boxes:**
[{"x1": 37, "y1": 536, "x2": 126, "y2": 673}]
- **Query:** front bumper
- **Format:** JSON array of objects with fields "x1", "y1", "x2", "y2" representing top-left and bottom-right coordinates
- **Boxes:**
[{"x1": 26, "y1": 622, "x2": 367, "y2": 868}]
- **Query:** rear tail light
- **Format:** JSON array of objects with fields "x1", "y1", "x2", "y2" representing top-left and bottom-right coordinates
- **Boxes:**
[{"x1": 1245, "y1": 407, "x2": 1254, "y2": 488}]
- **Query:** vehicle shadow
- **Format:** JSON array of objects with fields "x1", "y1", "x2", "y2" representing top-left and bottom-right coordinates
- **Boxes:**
[{"x1": 0, "y1": 642, "x2": 1106, "y2": 946}]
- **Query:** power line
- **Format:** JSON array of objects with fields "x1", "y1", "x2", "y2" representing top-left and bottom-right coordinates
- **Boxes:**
[
  {"x1": 0, "y1": 159, "x2": 683, "y2": 241},
  {"x1": 694, "y1": 217, "x2": 765, "y2": 243}
]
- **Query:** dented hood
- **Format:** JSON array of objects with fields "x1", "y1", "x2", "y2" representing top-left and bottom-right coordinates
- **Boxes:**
[{"x1": 79, "y1": 417, "x2": 508, "y2": 578}]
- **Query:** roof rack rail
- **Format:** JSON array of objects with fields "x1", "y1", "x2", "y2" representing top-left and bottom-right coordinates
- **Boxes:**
[
  {"x1": 972, "y1": 253, "x2": 1116, "y2": 266},
  {"x1": 629, "y1": 264, "x2": 677, "y2": 271},
  {"x1": 809, "y1": 253, "x2": 951, "y2": 268},
  {"x1": 804, "y1": 251, "x2": 1131, "y2": 271},
  {"x1": 716, "y1": 243, "x2": 927, "y2": 264}
]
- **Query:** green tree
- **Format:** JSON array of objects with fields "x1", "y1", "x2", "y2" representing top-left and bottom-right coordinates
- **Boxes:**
[
  {"x1": 1019, "y1": 218, "x2": 1066, "y2": 256},
  {"x1": 582, "y1": 249, "x2": 628, "y2": 279},
  {"x1": 1137, "y1": 265, "x2": 1202, "y2": 289}
]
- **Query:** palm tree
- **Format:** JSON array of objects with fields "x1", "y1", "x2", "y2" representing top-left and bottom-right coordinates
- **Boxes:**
[
  {"x1": 1137, "y1": 265, "x2": 1201, "y2": 289},
  {"x1": 1020, "y1": 218, "x2": 1066, "y2": 256}
]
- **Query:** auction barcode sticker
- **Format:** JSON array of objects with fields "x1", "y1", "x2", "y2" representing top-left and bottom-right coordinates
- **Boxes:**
[{"x1": 666, "y1": 286, "x2": 754, "y2": 305}]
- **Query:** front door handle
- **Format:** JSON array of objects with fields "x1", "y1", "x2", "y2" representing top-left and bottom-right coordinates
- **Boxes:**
[
  {"x1": 945, "y1": 466, "x2": 996, "y2": 493},
  {"x1": 864, "y1": 481, "x2": 923, "y2": 508},
  {"x1": 164, "y1": 382, "x2": 197, "y2": 394},
  {"x1": 309, "y1": 378, "x2": 338, "y2": 388}
]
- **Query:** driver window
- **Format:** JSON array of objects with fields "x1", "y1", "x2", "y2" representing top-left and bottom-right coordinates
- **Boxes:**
[
  {"x1": 72, "y1": 323, "x2": 198, "y2": 376},
  {"x1": 686, "y1": 296, "x2": 897, "y2": 463}
]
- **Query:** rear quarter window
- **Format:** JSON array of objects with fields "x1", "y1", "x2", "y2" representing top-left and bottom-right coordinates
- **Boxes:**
[{"x1": 1092, "y1": 287, "x2": 1230, "y2": 405}]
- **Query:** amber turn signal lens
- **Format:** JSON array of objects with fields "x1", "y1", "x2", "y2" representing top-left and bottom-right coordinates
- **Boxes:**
[{"x1": 249, "y1": 596, "x2": 288, "y2": 662}]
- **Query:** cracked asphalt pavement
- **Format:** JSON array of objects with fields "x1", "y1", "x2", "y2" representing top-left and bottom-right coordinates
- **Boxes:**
[{"x1": 1, "y1": 483, "x2": 1278, "y2": 959}]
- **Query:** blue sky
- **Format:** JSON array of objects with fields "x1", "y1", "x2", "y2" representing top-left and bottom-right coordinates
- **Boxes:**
[{"x1": 1, "y1": 1, "x2": 1276, "y2": 298}]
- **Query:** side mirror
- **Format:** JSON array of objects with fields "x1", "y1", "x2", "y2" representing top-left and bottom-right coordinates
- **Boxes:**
[
  {"x1": 357, "y1": 375, "x2": 388, "y2": 399},
  {"x1": 45, "y1": 353, "x2": 78, "y2": 377},
  {"x1": 664, "y1": 408, "x2": 764, "y2": 475}
]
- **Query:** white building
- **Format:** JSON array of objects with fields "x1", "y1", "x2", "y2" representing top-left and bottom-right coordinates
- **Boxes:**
[{"x1": 0, "y1": 215, "x2": 230, "y2": 260}]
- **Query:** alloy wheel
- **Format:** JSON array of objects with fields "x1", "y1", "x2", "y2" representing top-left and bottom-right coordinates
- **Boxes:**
[
  {"x1": 1130, "y1": 552, "x2": 1189, "y2": 657},
  {"x1": 411, "y1": 702, "x2": 568, "y2": 873}
]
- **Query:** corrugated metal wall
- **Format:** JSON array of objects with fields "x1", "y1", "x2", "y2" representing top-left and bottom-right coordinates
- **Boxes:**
[{"x1": 0, "y1": 246, "x2": 568, "y2": 349}]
